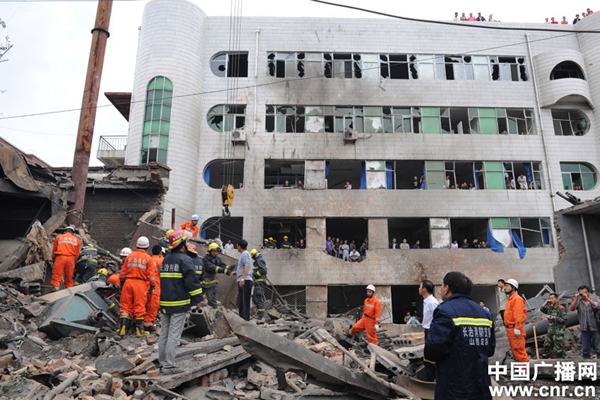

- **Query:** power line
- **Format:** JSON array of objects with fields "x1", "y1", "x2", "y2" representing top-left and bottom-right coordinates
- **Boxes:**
[
  {"x1": 310, "y1": 0, "x2": 600, "y2": 34},
  {"x1": 0, "y1": 125, "x2": 127, "y2": 136}
]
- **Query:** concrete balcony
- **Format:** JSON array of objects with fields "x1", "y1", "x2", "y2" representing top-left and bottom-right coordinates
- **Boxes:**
[{"x1": 97, "y1": 136, "x2": 127, "y2": 167}]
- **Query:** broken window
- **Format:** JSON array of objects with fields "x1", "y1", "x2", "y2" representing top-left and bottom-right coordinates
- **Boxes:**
[
  {"x1": 329, "y1": 286, "x2": 368, "y2": 315},
  {"x1": 502, "y1": 162, "x2": 543, "y2": 190},
  {"x1": 489, "y1": 57, "x2": 528, "y2": 81},
  {"x1": 326, "y1": 218, "x2": 368, "y2": 252},
  {"x1": 379, "y1": 54, "x2": 412, "y2": 79},
  {"x1": 424, "y1": 161, "x2": 444, "y2": 189},
  {"x1": 391, "y1": 286, "x2": 422, "y2": 324},
  {"x1": 430, "y1": 218, "x2": 451, "y2": 248},
  {"x1": 473, "y1": 56, "x2": 490, "y2": 81},
  {"x1": 510, "y1": 218, "x2": 552, "y2": 248},
  {"x1": 210, "y1": 52, "x2": 248, "y2": 77},
  {"x1": 141, "y1": 76, "x2": 172, "y2": 165},
  {"x1": 207, "y1": 105, "x2": 246, "y2": 133},
  {"x1": 326, "y1": 160, "x2": 363, "y2": 189},
  {"x1": 268, "y1": 52, "x2": 362, "y2": 79},
  {"x1": 552, "y1": 110, "x2": 589, "y2": 136},
  {"x1": 265, "y1": 106, "x2": 305, "y2": 133},
  {"x1": 201, "y1": 217, "x2": 243, "y2": 245},
  {"x1": 550, "y1": 61, "x2": 585, "y2": 80},
  {"x1": 560, "y1": 162, "x2": 597, "y2": 191},
  {"x1": 445, "y1": 162, "x2": 477, "y2": 189},
  {"x1": 203, "y1": 159, "x2": 244, "y2": 189},
  {"x1": 388, "y1": 218, "x2": 430, "y2": 249},
  {"x1": 467, "y1": 108, "x2": 535, "y2": 135},
  {"x1": 365, "y1": 161, "x2": 390, "y2": 189},
  {"x1": 264, "y1": 160, "x2": 305, "y2": 189},
  {"x1": 263, "y1": 218, "x2": 306, "y2": 249},
  {"x1": 450, "y1": 218, "x2": 488, "y2": 246}
]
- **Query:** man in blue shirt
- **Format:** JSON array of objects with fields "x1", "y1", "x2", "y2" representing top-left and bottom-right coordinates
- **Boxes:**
[
  {"x1": 236, "y1": 240, "x2": 254, "y2": 321},
  {"x1": 424, "y1": 271, "x2": 495, "y2": 400}
]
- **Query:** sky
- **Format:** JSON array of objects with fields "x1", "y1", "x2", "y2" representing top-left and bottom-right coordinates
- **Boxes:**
[{"x1": 0, "y1": 0, "x2": 595, "y2": 167}]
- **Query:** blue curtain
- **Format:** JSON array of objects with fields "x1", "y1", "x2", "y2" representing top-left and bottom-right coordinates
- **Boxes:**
[
  {"x1": 386, "y1": 162, "x2": 393, "y2": 189},
  {"x1": 325, "y1": 161, "x2": 330, "y2": 178},
  {"x1": 542, "y1": 229, "x2": 550, "y2": 245},
  {"x1": 487, "y1": 224, "x2": 504, "y2": 253},
  {"x1": 511, "y1": 230, "x2": 527, "y2": 259},
  {"x1": 421, "y1": 163, "x2": 426, "y2": 189},
  {"x1": 472, "y1": 163, "x2": 479, "y2": 189},
  {"x1": 201, "y1": 225, "x2": 206, "y2": 240},
  {"x1": 523, "y1": 163, "x2": 532, "y2": 182},
  {"x1": 204, "y1": 166, "x2": 210, "y2": 186},
  {"x1": 360, "y1": 162, "x2": 366, "y2": 189}
]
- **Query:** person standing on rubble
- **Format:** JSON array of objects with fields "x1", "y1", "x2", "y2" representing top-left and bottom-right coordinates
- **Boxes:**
[
  {"x1": 569, "y1": 285, "x2": 600, "y2": 359},
  {"x1": 424, "y1": 271, "x2": 495, "y2": 400},
  {"x1": 159, "y1": 229, "x2": 204, "y2": 375},
  {"x1": 187, "y1": 243, "x2": 204, "y2": 281},
  {"x1": 420, "y1": 279, "x2": 439, "y2": 382},
  {"x1": 237, "y1": 240, "x2": 254, "y2": 321},
  {"x1": 202, "y1": 243, "x2": 236, "y2": 311},
  {"x1": 51, "y1": 226, "x2": 81, "y2": 291},
  {"x1": 541, "y1": 293, "x2": 567, "y2": 358},
  {"x1": 74, "y1": 242, "x2": 111, "y2": 285},
  {"x1": 179, "y1": 214, "x2": 200, "y2": 239},
  {"x1": 144, "y1": 245, "x2": 164, "y2": 332},
  {"x1": 350, "y1": 285, "x2": 381, "y2": 345},
  {"x1": 504, "y1": 278, "x2": 529, "y2": 362},
  {"x1": 250, "y1": 249, "x2": 268, "y2": 320},
  {"x1": 118, "y1": 237, "x2": 155, "y2": 337}
]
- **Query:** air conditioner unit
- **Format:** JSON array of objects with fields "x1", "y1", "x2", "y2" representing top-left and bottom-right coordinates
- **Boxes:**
[
  {"x1": 343, "y1": 129, "x2": 358, "y2": 142},
  {"x1": 231, "y1": 130, "x2": 247, "y2": 143}
]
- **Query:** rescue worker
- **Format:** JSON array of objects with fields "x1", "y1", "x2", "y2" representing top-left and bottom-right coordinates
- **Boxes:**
[
  {"x1": 250, "y1": 249, "x2": 268, "y2": 320},
  {"x1": 350, "y1": 285, "x2": 381, "y2": 345},
  {"x1": 504, "y1": 278, "x2": 529, "y2": 362},
  {"x1": 187, "y1": 244, "x2": 203, "y2": 279},
  {"x1": 51, "y1": 226, "x2": 81, "y2": 291},
  {"x1": 89, "y1": 268, "x2": 109, "y2": 283},
  {"x1": 118, "y1": 237, "x2": 155, "y2": 337},
  {"x1": 262, "y1": 238, "x2": 269, "y2": 249},
  {"x1": 158, "y1": 229, "x2": 174, "y2": 249},
  {"x1": 107, "y1": 247, "x2": 131, "y2": 286},
  {"x1": 144, "y1": 245, "x2": 164, "y2": 332},
  {"x1": 281, "y1": 236, "x2": 293, "y2": 249},
  {"x1": 540, "y1": 292, "x2": 567, "y2": 358},
  {"x1": 74, "y1": 243, "x2": 111, "y2": 284},
  {"x1": 267, "y1": 237, "x2": 276, "y2": 249},
  {"x1": 202, "y1": 243, "x2": 235, "y2": 311},
  {"x1": 159, "y1": 229, "x2": 204, "y2": 374},
  {"x1": 424, "y1": 271, "x2": 495, "y2": 400},
  {"x1": 179, "y1": 214, "x2": 200, "y2": 239}
]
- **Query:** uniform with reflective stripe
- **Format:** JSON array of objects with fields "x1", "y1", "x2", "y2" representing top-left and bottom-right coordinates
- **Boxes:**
[
  {"x1": 201, "y1": 253, "x2": 232, "y2": 287},
  {"x1": 252, "y1": 254, "x2": 268, "y2": 318},
  {"x1": 178, "y1": 222, "x2": 199, "y2": 239},
  {"x1": 252, "y1": 255, "x2": 268, "y2": 283},
  {"x1": 159, "y1": 251, "x2": 203, "y2": 314},
  {"x1": 144, "y1": 254, "x2": 163, "y2": 327},
  {"x1": 119, "y1": 249, "x2": 153, "y2": 320},
  {"x1": 350, "y1": 295, "x2": 381, "y2": 345},
  {"x1": 424, "y1": 292, "x2": 495, "y2": 400}
]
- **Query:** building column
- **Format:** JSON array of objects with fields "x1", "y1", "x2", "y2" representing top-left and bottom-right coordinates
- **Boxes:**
[
  {"x1": 368, "y1": 218, "x2": 389, "y2": 249},
  {"x1": 306, "y1": 218, "x2": 326, "y2": 250},
  {"x1": 306, "y1": 285, "x2": 327, "y2": 319},
  {"x1": 377, "y1": 285, "x2": 393, "y2": 324}
]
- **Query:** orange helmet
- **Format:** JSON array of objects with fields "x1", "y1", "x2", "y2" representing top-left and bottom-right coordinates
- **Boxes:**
[
  {"x1": 187, "y1": 244, "x2": 198, "y2": 255},
  {"x1": 169, "y1": 229, "x2": 187, "y2": 249}
]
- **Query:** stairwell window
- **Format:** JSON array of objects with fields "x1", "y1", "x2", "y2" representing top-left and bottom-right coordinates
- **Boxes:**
[
  {"x1": 560, "y1": 163, "x2": 597, "y2": 191},
  {"x1": 141, "y1": 76, "x2": 172, "y2": 165},
  {"x1": 210, "y1": 52, "x2": 248, "y2": 77}
]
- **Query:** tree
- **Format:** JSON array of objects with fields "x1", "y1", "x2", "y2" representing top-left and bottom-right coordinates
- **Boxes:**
[{"x1": 0, "y1": 18, "x2": 12, "y2": 63}]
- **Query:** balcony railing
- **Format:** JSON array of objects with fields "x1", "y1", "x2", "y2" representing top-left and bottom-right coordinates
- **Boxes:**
[{"x1": 98, "y1": 135, "x2": 127, "y2": 151}]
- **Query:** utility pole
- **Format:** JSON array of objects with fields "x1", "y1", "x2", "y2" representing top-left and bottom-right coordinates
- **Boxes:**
[{"x1": 67, "y1": 0, "x2": 113, "y2": 226}]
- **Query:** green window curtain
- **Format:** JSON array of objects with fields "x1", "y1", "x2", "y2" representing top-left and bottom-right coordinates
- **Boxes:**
[{"x1": 484, "y1": 161, "x2": 504, "y2": 189}]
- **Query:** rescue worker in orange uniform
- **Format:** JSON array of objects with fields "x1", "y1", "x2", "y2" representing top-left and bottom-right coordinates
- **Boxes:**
[
  {"x1": 144, "y1": 245, "x2": 164, "y2": 331},
  {"x1": 504, "y1": 278, "x2": 529, "y2": 362},
  {"x1": 118, "y1": 237, "x2": 155, "y2": 337},
  {"x1": 350, "y1": 285, "x2": 381, "y2": 345},
  {"x1": 51, "y1": 226, "x2": 81, "y2": 291},
  {"x1": 179, "y1": 215, "x2": 200, "y2": 239}
]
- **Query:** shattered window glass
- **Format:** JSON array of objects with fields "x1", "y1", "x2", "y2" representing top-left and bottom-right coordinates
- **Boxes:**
[
  {"x1": 211, "y1": 53, "x2": 248, "y2": 78},
  {"x1": 208, "y1": 104, "x2": 246, "y2": 133}
]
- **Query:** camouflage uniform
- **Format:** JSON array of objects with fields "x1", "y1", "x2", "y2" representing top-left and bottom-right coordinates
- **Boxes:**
[{"x1": 540, "y1": 303, "x2": 567, "y2": 358}]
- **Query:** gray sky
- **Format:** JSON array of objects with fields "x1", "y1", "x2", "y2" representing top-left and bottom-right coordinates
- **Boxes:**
[{"x1": 0, "y1": 0, "x2": 594, "y2": 166}]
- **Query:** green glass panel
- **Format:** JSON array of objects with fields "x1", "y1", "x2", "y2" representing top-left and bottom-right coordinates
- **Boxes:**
[
  {"x1": 364, "y1": 106, "x2": 382, "y2": 116},
  {"x1": 224, "y1": 115, "x2": 234, "y2": 132},
  {"x1": 383, "y1": 117, "x2": 393, "y2": 133},
  {"x1": 163, "y1": 90, "x2": 172, "y2": 105},
  {"x1": 145, "y1": 91, "x2": 154, "y2": 105},
  {"x1": 422, "y1": 107, "x2": 439, "y2": 117},
  {"x1": 485, "y1": 161, "x2": 503, "y2": 171},
  {"x1": 496, "y1": 108, "x2": 507, "y2": 117},
  {"x1": 145, "y1": 106, "x2": 152, "y2": 120},
  {"x1": 276, "y1": 116, "x2": 285, "y2": 132},
  {"x1": 560, "y1": 163, "x2": 580, "y2": 173},
  {"x1": 155, "y1": 76, "x2": 164, "y2": 89},
  {"x1": 335, "y1": 106, "x2": 354, "y2": 116},
  {"x1": 582, "y1": 173, "x2": 597, "y2": 190},
  {"x1": 425, "y1": 161, "x2": 444, "y2": 170},
  {"x1": 153, "y1": 105, "x2": 161, "y2": 119},
  {"x1": 157, "y1": 150, "x2": 167, "y2": 165},
  {"x1": 160, "y1": 121, "x2": 170, "y2": 135},
  {"x1": 147, "y1": 79, "x2": 156, "y2": 90},
  {"x1": 491, "y1": 218, "x2": 509, "y2": 229},
  {"x1": 580, "y1": 163, "x2": 594, "y2": 173},
  {"x1": 159, "y1": 135, "x2": 169, "y2": 149},
  {"x1": 162, "y1": 105, "x2": 171, "y2": 120},
  {"x1": 561, "y1": 173, "x2": 573, "y2": 190},
  {"x1": 164, "y1": 79, "x2": 173, "y2": 90},
  {"x1": 480, "y1": 118, "x2": 498, "y2": 134},
  {"x1": 154, "y1": 90, "x2": 163, "y2": 104},
  {"x1": 142, "y1": 135, "x2": 149, "y2": 149},
  {"x1": 393, "y1": 107, "x2": 411, "y2": 115},
  {"x1": 151, "y1": 120, "x2": 160, "y2": 133},
  {"x1": 510, "y1": 218, "x2": 521, "y2": 228},
  {"x1": 540, "y1": 217, "x2": 551, "y2": 228},
  {"x1": 335, "y1": 117, "x2": 344, "y2": 132},
  {"x1": 143, "y1": 121, "x2": 151, "y2": 135},
  {"x1": 426, "y1": 170, "x2": 445, "y2": 189},
  {"x1": 423, "y1": 117, "x2": 441, "y2": 134},
  {"x1": 485, "y1": 171, "x2": 504, "y2": 189},
  {"x1": 479, "y1": 108, "x2": 496, "y2": 117}
]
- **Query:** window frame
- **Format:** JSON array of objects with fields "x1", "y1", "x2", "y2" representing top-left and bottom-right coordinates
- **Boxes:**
[{"x1": 141, "y1": 76, "x2": 172, "y2": 165}]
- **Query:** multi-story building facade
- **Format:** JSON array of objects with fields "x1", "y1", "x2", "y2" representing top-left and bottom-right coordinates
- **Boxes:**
[{"x1": 121, "y1": 0, "x2": 600, "y2": 322}]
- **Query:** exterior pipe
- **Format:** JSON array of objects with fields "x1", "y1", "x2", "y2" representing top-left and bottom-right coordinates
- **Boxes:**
[
  {"x1": 581, "y1": 215, "x2": 596, "y2": 293},
  {"x1": 253, "y1": 28, "x2": 260, "y2": 135}
]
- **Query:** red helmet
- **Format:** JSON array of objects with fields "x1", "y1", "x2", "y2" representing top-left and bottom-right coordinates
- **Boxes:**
[
  {"x1": 187, "y1": 244, "x2": 198, "y2": 255},
  {"x1": 169, "y1": 229, "x2": 187, "y2": 249}
]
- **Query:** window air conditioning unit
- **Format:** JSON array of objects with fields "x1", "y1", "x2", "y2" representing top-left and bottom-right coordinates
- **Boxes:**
[
  {"x1": 231, "y1": 130, "x2": 247, "y2": 143},
  {"x1": 343, "y1": 129, "x2": 358, "y2": 142}
]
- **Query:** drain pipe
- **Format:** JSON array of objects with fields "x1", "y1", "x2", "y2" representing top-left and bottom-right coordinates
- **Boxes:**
[
  {"x1": 253, "y1": 28, "x2": 261, "y2": 135},
  {"x1": 580, "y1": 215, "x2": 596, "y2": 293},
  {"x1": 525, "y1": 33, "x2": 556, "y2": 212}
]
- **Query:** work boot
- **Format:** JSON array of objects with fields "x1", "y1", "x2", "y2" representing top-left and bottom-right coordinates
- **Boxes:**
[
  {"x1": 117, "y1": 317, "x2": 129, "y2": 336},
  {"x1": 144, "y1": 323, "x2": 155, "y2": 332},
  {"x1": 135, "y1": 319, "x2": 149, "y2": 337}
]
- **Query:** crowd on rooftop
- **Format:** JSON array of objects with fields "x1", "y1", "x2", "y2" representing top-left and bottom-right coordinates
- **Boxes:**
[{"x1": 451, "y1": 9, "x2": 594, "y2": 24}]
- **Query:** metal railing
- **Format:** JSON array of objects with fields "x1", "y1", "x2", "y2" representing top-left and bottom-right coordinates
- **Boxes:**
[{"x1": 98, "y1": 135, "x2": 127, "y2": 151}]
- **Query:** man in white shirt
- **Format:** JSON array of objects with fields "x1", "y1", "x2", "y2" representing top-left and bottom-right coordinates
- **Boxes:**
[
  {"x1": 349, "y1": 248, "x2": 361, "y2": 262},
  {"x1": 420, "y1": 279, "x2": 439, "y2": 381},
  {"x1": 224, "y1": 240, "x2": 235, "y2": 250},
  {"x1": 517, "y1": 173, "x2": 528, "y2": 190}
]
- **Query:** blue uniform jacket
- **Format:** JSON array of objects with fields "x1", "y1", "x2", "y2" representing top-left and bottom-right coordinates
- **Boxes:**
[
  {"x1": 424, "y1": 293, "x2": 496, "y2": 400},
  {"x1": 159, "y1": 251, "x2": 203, "y2": 314}
]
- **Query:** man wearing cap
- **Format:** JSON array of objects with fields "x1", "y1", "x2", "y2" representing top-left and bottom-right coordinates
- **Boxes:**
[
  {"x1": 281, "y1": 236, "x2": 293, "y2": 249},
  {"x1": 179, "y1": 215, "x2": 200, "y2": 239},
  {"x1": 350, "y1": 285, "x2": 381, "y2": 345},
  {"x1": 51, "y1": 226, "x2": 81, "y2": 291},
  {"x1": 504, "y1": 278, "x2": 529, "y2": 362}
]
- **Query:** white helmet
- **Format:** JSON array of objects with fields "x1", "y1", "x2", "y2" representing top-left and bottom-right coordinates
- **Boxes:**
[
  {"x1": 137, "y1": 236, "x2": 150, "y2": 249},
  {"x1": 119, "y1": 247, "x2": 132, "y2": 257},
  {"x1": 191, "y1": 214, "x2": 200, "y2": 221},
  {"x1": 506, "y1": 279, "x2": 519, "y2": 290},
  {"x1": 366, "y1": 284, "x2": 376, "y2": 293},
  {"x1": 64, "y1": 226, "x2": 75, "y2": 232}
]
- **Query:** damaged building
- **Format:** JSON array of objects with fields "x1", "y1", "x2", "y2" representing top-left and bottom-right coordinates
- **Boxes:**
[{"x1": 102, "y1": 0, "x2": 600, "y2": 321}]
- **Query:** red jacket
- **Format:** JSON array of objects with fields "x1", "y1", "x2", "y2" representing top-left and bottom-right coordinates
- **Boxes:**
[
  {"x1": 52, "y1": 232, "x2": 80, "y2": 257},
  {"x1": 120, "y1": 249, "x2": 153, "y2": 282},
  {"x1": 363, "y1": 295, "x2": 381, "y2": 323}
]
